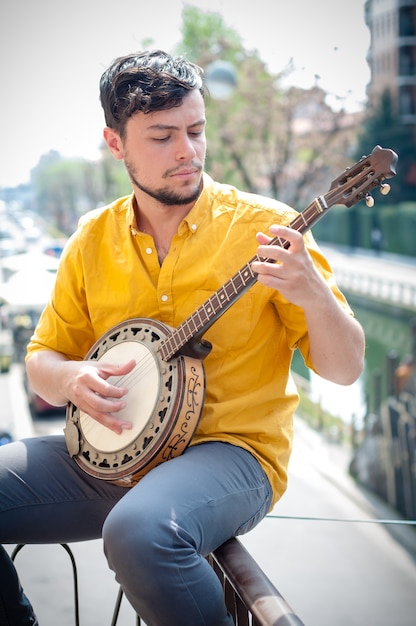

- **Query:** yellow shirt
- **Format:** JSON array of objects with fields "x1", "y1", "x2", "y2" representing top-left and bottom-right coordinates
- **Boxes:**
[{"x1": 27, "y1": 174, "x2": 352, "y2": 506}]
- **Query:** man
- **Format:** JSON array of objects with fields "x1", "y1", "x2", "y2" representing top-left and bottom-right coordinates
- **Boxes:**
[{"x1": 0, "y1": 50, "x2": 364, "y2": 625}]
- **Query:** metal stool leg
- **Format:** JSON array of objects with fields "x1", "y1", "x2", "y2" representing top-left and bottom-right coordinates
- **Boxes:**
[
  {"x1": 110, "y1": 586, "x2": 141, "y2": 626},
  {"x1": 11, "y1": 543, "x2": 80, "y2": 626}
]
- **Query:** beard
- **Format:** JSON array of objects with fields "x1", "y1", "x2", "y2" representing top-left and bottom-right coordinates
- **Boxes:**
[{"x1": 125, "y1": 159, "x2": 204, "y2": 206}]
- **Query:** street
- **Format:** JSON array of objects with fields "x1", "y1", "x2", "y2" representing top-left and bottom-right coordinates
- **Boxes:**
[{"x1": 2, "y1": 364, "x2": 416, "y2": 625}]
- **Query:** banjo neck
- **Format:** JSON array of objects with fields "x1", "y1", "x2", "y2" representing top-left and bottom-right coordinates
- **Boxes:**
[
  {"x1": 158, "y1": 145, "x2": 397, "y2": 363},
  {"x1": 158, "y1": 207, "x2": 319, "y2": 363}
]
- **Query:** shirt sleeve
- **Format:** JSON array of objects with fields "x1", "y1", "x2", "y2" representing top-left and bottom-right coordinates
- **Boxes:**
[
  {"x1": 270, "y1": 229, "x2": 354, "y2": 372},
  {"x1": 26, "y1": 231, "x2": 95, "y2": 362}
]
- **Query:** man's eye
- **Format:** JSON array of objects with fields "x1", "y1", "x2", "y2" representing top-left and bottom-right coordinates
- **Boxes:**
[{"x1": 153, "y1": 136, "x2": 170, "y2": 142}]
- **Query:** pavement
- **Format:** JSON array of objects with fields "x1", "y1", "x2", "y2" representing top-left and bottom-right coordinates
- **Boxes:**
[{"x1": 291, "y1": 416, "x2": 416, "y2": 562}]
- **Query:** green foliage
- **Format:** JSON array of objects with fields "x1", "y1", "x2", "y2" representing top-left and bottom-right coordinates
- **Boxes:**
[
  {"x1": 177, "y1": 7, "x2": 357, "y2": 210},
  {"x1": 312, "y1": 205, "x2": 351, "y2": 247},
  {"x1": 176, "y1": 6, "x2": 243, "y2": 64},
  {"x1": 31, "y1": 149, "x2": 131, "y2": 235},
  {"x1": 354, "y1": 90, "x2": 416, "y2": 203},
  {"x1": 312, "y1": 201, "x2": 416, "y2": 257},
  {"x1": 397, "y1": 203, "x2": 416, "y2": 255}
]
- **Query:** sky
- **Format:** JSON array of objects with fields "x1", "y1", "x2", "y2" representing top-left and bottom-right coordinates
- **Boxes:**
[{"x1": 0, "y1": 0, "x2": 370, "y2": 188}]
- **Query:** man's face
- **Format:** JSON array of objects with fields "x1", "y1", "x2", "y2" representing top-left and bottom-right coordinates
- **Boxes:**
[{"x1": 107, "y1": 89, "x2": 207, "y2": 206}]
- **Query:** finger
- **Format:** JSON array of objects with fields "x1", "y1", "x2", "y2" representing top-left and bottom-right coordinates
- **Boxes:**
[
  {"x1": 82, "y1": 393, "x2": 132, "y2": 435},
  {"x1": 84, "y1": 359, "x2": 137, "y2": 399},
  {"x1": 251, "y1": 261, "x2": 282, "y2": 285},
  {"x1": 92, "y1": 411, "x2": 132, "y2": 435},
  {"x1": 256, "y1": 231, "x2": 273, "y2": 245},
  {"x1": 98, "y1": 359, "x2": 137, "y2": 380},
  {"x1": 256, "y1": 227, "x2": 306, "y2": 266},
  {"x1": 268, "y1": 224, "x2": 303, "y2": 250},
  {"x1": 96, "y1": 412, "x2": 132, "y2": 435},
  {"x1": 256, "y1": 225, "x2": 291, "y2": 253},
  {"x1": 77, "y1": 372, "x2": 128, "y2": 403}
]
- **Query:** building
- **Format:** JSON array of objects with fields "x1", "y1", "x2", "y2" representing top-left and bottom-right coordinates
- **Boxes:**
[
  {"x1": 364, "y1": 0, "x2": 416, "y2": 195},
  {"x1": 365, "y1": 0, "x2": 416, "y2": 124}
]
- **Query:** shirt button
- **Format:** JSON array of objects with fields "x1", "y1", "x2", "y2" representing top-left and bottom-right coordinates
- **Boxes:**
[
  {"x1": 191, "y1": 223, "x2": 197, "y2": 231},
  {"x1": 146, "y1": 247, "x2": 153, "y2": 254},
  {"x1": 161, "y1": 294, "x2": 168, "y2": 302}
]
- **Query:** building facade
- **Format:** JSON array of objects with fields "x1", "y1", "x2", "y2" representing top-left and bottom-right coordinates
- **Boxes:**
[
  {"x1": 365, "y1": 0, "x2": 416, "y2": 124},
  {"x1": 365, "y1": 0, "x2": 416, "y2": 195}
]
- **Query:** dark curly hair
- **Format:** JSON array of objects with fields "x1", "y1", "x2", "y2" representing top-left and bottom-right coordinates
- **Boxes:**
[{"x1": 100, "y1": 50, "x2": 206, "y2": 139}]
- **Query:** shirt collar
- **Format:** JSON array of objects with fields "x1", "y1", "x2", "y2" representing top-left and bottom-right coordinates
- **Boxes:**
[
  {"x1": 126, "y1": 193, "x2": 138, "y2": 231},
  {"x1": 179, "y1": 172, "x2": 214, "y2": 236}
]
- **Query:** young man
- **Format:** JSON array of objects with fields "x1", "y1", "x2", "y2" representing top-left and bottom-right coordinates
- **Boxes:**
[{"x1": 0, "y1": 50, "x2": 364, "y2": 625}]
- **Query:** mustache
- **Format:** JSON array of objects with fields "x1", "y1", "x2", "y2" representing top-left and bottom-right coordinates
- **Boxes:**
[{"x1": 164, "y1": 161, "x2": 204, "y2": 177}]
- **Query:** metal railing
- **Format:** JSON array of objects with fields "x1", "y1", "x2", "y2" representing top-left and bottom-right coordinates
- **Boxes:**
[
  {"x1": 333, "y1": 267, "x2": 416, "y2": 311},
  {"x1": 208, "y1": 537, "x2": 305, "y2": 626},
  {"x1": 12, "y1": 538, "x2": 305, "y2": 626},
  {"x1": 382, "y1": 393, "x2": 416, "y2": 519}
]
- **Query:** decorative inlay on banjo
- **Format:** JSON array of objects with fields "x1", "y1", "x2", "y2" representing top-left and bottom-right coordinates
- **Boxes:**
[{"x1": 65, "y1": 145, "x2": 397, "y2": 486}]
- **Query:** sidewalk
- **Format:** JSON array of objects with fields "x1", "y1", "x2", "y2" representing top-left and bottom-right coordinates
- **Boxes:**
[
  {"x1": 293, "y1": 414, "x2": 416, "y2": 561},
  {"x1": 241, "y1": 414, "x2": 416, "y2": 626}
]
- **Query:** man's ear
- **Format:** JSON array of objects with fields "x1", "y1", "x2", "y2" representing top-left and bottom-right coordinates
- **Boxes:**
[{"x1": 103, "y1": 127, "x2": 124, "y2": 160}]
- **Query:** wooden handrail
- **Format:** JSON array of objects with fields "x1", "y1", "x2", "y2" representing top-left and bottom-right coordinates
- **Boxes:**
[{"x1": 209, "y1": 537, "x2": 305, "y2": 625}]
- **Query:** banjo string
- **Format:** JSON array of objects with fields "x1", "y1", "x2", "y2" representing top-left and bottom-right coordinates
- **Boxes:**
[{"x1": 79, "y1": 348, "x2": 166, "y2": 437}]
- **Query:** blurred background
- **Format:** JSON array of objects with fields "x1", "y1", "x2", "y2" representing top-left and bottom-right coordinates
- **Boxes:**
[{"x1": 1, "y1": 1, "x2": 416, "y2": 624}]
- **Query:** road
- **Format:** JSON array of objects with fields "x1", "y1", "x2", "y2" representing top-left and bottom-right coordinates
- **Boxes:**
[{"x1": 1, "y1": 364, "x2": 416, "y2": 625}]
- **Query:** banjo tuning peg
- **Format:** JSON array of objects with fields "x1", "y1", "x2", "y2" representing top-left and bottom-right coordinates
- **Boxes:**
[{"x1": 365, "y1": 194, "x2": 375, "y2": 208}]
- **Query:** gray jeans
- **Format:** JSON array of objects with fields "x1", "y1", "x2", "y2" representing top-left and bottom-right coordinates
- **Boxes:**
[{"x1": 0, "y1": 436, "x2": 272, "y2": 625}]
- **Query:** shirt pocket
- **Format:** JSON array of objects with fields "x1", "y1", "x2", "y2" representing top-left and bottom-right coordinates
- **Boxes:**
[{"x1": 182, "y1": 289, "x2": 257, "y2": 356}]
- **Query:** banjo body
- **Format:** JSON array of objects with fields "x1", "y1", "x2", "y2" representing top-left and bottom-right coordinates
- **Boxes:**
[
  {"x1": 64, "y1": 147, "x2": 397, "y2": 486},
  {"x1": 65, "y1": 318, "x2": 205, "y2": 486}
]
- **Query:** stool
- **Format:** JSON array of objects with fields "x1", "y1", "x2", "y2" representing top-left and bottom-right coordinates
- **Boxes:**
[
  {"x1": 111, "y1": 586, "x2": 141, "y2": 626},
  {"x1": 11, "y1": 538, "x2": 304, "y2": 625},
  {"x1": 11, "y1": 543, "x2": 80, "y2": 626},
  {"x1": 11, "y1": 543, "x2": 138, "y2": 625}
]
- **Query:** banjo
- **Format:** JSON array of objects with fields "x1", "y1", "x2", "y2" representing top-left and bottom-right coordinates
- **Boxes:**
[{"x1": 65, "y1": 145, "x2": 397, "y2": 486}]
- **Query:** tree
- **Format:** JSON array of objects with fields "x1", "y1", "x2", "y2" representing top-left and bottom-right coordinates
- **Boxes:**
[
  {"x1": 28, "y1": 7, "x2": 366, "y2": 232},
  {"x1": 30, "y1": 148, "x2": 131, "y2": 235},
  {"x1": 177, "y1": 6, "x2": 363, "y2": 210}
]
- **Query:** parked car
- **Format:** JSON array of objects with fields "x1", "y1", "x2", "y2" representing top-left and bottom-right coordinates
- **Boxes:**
[
  {"x1": 0, "y1": 431, "x2": 13, "y2": 445},
  {"x1": 0, "y1": 317, "x2": 13, "y2": 373},
  {"x1": 23, "y1": 369, "x2": 66, "y2": 418},
  {"x1": 0, "y1": 227, "x2": 25, "y2": 257}
]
